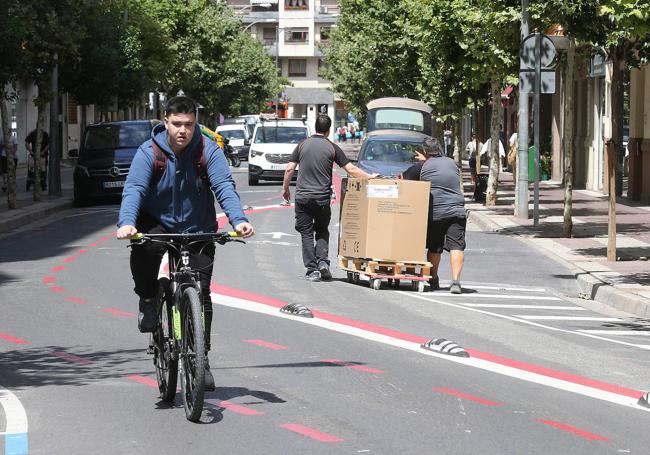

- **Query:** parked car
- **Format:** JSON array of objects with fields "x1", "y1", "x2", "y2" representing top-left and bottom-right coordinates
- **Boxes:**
[
  {"x1": 356, "y1": 130, "x2": 430, "y2": 177},
  {"x1": 247, "y1": 116, "x2": 310, "y2": 186},
  {"x1": 70, "y1": 120, "x2": 158, "y2": 206},
  {"x1": 216, "y1": 123, "x2": 250, "y2": 160}
]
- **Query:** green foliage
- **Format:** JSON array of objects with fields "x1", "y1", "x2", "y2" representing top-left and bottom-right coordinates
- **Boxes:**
[{"x1": 0, "y1": 0, "x2": 26, "y2": 89}]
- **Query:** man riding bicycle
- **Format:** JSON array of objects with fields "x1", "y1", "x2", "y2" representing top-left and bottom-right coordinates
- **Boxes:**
[{"x1": 116, "y1": 95, "x2": 254, "y2": 390}]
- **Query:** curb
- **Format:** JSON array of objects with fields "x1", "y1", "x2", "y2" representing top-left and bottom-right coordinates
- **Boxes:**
[
  {"x1": 0, "y1": 198, "x2": 73, "y2": 234},
  {"x1": 467, "y1": 206, "x2": 650, "y2": 318}
]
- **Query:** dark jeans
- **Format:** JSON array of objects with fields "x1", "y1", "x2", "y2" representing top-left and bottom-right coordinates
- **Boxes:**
[
  {"x1": 130, "y1": 212, "x2": 216, "y2": 350},
  {"x1": 294, "y1": 198, "x2": 331, "y2": 272}
]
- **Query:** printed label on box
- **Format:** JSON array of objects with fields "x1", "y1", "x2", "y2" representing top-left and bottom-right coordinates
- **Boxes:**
[{"x1": 367, "y1": 184, "x2": 399, "y2": 198}]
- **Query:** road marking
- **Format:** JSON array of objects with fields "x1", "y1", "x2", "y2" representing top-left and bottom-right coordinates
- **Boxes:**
[
  {"x1": 322, "y1": 359, "x2": 385, "y2": 374},
  {"x1": 404, "y1": 292, "x2": 650, "y2": 350},
  {"x1": 438, "y1": 293, "x2": 562, "y2": 301},
  {"x1": 65, "y1": 296, "x2": 87, "y2": 305},
  {"x1": 280, "y1": 423, "x2": 343, "y2": 442},
  {"x1": 42, "y1": 276, "x2": 56, "y2": 284},
  {"x1": 514, "y1": 316, "x2": 623, "y2": 322},
  {"x1": 536, "y1": 419, "x2": 608, "y2": 441},
  {"x1": 50, "y1": 286, "x2": 66, "y2": 293},
  {"x1": 461, "y1": 304, "x2": 586, "y2": 310},
  {"x1": 50, "y1": 351, "x2": 94, "y2": 365},
  {"x1": 432, "y1": 388, "x2": 503, "y2": 406},
  {"x1": 260, "y1": 231, "x2": 295, "y2": 239},
  {"x1": 0, "y1": 386, "x2": 29, "y2": 455},
  {"x1": 460, "y1": 284, "x2": 546, "y2": 293},
  {"x1": 102, "y1": 308, "x2": 136, "y2": 318},
  {"x1": 50, "y1": 265, "x2": 65, "y2": 272},
  {"x1": 205, "y1": 399, "x2": 264, "y2": 416},
  {"x1": 126, "y1": 375, "x2": 158, "y2": 388},
  {"x1": 578, "y1": 330, "x2": 650, "y2": 336},
  {"x1": 0, "y1": 333, "x2": 29, "y2": 345},
  {"x1": 244, "y1": 339, "x2": 288, "y2": 350},
  {"x1": 210, "y1": 288, "x2": 648, "y2": 412}
]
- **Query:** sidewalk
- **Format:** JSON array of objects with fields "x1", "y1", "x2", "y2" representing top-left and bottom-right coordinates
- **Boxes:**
[
  {"x1": 465, "y1": 166, "x2": 650, "y2": 318},
  {"x1": 0, "y1": 162, "x2": 75, "y2": 234}
]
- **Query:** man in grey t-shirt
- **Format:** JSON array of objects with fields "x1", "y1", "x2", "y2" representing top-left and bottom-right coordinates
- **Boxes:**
[
  {"x1": 402, "y1": 137, "x2": 466, "y2": 294},
  {"x1": 282, "y1": 115, "x2": 372, "y2": 281}
]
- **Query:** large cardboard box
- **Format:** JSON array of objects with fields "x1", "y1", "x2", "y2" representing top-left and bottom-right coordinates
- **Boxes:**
[{"x1": 339, "y1": 178, "x2": 430, "y2": 262}]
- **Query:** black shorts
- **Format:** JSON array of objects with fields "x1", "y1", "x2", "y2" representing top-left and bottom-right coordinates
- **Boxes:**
[{"x1": 426, "y1": 216, "x2": 467, "y2": 253}]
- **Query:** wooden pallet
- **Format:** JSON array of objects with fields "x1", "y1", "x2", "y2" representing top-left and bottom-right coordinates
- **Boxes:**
[{"x1": 338, "y1": 256, "x2": 432, "y2": 292}]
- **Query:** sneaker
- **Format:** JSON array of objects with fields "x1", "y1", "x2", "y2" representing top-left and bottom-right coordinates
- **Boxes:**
[
  {"x1": 305, "y1": 270, "x2": 321, "y2": 282},
  {"x1": 204, "y1": 357, "x2": 215, "y2": 391},
  {"x1": 450, "y1": 281, "x2": 462, "y2": 294},
  {"x1": 138, "y1": 297, "x2": 157, "y2": 333},
  {"x1": 318, "y1": 261, "x2": 332, "y2": 281},
  {"x1": 428, "y1": 275, "x2": 440, "y2": 291}
]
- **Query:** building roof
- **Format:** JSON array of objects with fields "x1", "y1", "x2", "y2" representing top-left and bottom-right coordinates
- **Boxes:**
[{"x1": 284, "y1": 87, "x2": 334, "y2": 105}]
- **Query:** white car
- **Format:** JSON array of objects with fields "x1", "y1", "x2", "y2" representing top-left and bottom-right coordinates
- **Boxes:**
[
  {"x1": 215, "y1": 124, "x2": 249, "y2": 160},
  {"x1": 248, "y1": 117, "x2": 311, "y2": 186}
]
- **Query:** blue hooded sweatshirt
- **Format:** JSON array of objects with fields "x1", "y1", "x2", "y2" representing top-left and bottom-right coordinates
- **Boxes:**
[{"x1": 118, "y1": 123, "x2": 248, "y2": 232}]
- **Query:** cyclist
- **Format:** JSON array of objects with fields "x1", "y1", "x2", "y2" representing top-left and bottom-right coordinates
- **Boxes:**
[{"x1": 116, "y1": 95, "x2": 254, "y2": 390}]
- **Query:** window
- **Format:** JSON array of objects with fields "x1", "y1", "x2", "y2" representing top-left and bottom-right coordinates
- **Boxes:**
[
  {"x1": 84, "y1": 124, "x2": 150, "y2": 151},
  {"x1": 285, "y1": 28, "x2": 308, "y2": 42},
  {"x1": 254, "y1": 126, "x2": 309, "y2": 144},
  {"x1": 319, "y1": 26, "x2": 331, "y2": 41},
  {"x1": 262, "y1": 27, "x2": 276, "y2": 42},
  {"x1": 284, "y1": 0, "x2": 308, "y2": 10},
  {"x1": 288, "y1": 59, "x2": 307, "y2": 77},
  {"x1": 374, "y1": 109, "x2": 425, "y2": 132}
]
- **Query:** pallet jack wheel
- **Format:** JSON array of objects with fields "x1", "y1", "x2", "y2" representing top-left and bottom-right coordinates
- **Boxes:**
[
  {"x1": 371, "y1": 278, "x2": 381, "y2": 290},
  {"x1": 346, "y1": 271, "x2": 354, "y2": 283}
]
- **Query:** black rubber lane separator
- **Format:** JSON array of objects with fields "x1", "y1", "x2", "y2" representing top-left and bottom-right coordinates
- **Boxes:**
[
  {"x1": 280, "y1": 303, "x2": 314, "y2": 318},
  {"x1": 421, "y1": 338, "x2": 470, "y2": 358},
  {"x1": 638, "y1": 392, "x2": 650, "y2": 408}
]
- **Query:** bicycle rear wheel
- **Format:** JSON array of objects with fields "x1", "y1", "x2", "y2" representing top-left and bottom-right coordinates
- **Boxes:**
[
  {"x1": 180, "y1": 286, "x2": 206, "y2": 422},
  {"x1": 153, "y1": 285, "x2": 178, "y2": 403}
]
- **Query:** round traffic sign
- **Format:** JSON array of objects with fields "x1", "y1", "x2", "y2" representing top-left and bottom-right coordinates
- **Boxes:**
[{"x1": 520, "y1": 33, "x2": 557, "y2": 69}]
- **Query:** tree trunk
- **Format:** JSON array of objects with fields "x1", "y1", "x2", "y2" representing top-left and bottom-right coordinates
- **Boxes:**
[
  {"x1": 0, "y1": 92, "x2": 17, "y2": 209},
  {"x1": 562, "y1": 38, "x2": 575, "y2": 238},
  {"x1": 33, "y1": 106, "x2": 46, "y2": 202},
  {"x1": 486, "y1": 79, "x2": 501, "y2": 206},
  {"x1": 81, "y1": 104, "x2": 87, "y2": 143}
]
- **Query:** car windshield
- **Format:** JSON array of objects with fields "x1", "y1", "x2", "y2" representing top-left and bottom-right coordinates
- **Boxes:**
[
  {"x1": 219, "y1": 130, "x2": 246, "y2": 141},
  {"x1": 84, "y1": 124, "x2": 150, "y2": 151},
  {"x1": 254, "y1": 126, "x2": 308, "y2": 144},
  {"x1": 360, "y1": 140, "x2": 423, "y2": 163}
]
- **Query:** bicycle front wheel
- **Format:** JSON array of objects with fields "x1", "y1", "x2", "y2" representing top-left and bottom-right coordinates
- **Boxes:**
[
  {"x1": 180, "y1": 287, "x2": 206, "y2": 422},
  {"x1": 154, "y1": 288, "x2": 178, "y2": 403}
]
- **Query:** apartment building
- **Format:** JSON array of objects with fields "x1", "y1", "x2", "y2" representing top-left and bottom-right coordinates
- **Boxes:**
[{"x1": 227, "y1": 0, "x2": 344, "y2": 129}]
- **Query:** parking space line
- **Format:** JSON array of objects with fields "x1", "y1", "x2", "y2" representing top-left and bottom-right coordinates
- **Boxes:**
[
  {"x1": 578, "y1": 330, "x2": 650, "y2": 336},
  {"x1": 461, "y1": 304, "x2": 586, "y2": 310},
  {"x1": 514, "y1": 316, "x2": 622, "y2": 321}
]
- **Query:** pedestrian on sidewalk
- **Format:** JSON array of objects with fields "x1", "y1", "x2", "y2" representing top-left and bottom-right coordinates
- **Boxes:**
[
  {"x1": 25, "y1": 128, "x2": 49, "y2": 191},
  {"x1": 465, "y1": 133, "x2": 480, "y2": 193},
  {"x1": 402, "y1": 137, "x2": 466, "y2": 294},
  {"x1": 281, "y1": 114, "x2": 374, "y2": 282},
  {"x1": 0, "y1": 135, "x2": 18, "y2": 193}
]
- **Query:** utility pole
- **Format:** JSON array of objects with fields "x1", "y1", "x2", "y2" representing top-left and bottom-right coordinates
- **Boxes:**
[
  {"x1": 515, "y1": 0, "x2": 530, "y2": 218},
  {"x1": 49, "y1": 53, "x2": 61, "y2": 196},
  {"x1": 533, "y1": 33, "x2": 541, "y2": 225}
]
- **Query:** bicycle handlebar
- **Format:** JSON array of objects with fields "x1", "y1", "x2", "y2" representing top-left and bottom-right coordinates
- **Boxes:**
[{"x1": 125, "y1": 231, "x2": 243, "y2": 245}]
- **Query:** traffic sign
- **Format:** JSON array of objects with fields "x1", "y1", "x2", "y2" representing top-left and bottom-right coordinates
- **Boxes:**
[
  {"x1": 520, "y1": 33, "x2": 556, "y2": 69},
  {"x1": 519, "y1": 69, "x2": 556, "y2": 94}
]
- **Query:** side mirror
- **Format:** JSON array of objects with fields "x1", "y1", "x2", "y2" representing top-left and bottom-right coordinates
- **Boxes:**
[
  {"x1": 68, "y1": 149, "x2": 79, "y2": 157},
  {"x1": 244, "y1": 139, "x2": 251, "y2": 146}
]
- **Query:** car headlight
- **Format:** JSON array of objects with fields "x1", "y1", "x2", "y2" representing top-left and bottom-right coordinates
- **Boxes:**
[{"x1": 250, "y1": 149, "x2": 263, "y2": 157}]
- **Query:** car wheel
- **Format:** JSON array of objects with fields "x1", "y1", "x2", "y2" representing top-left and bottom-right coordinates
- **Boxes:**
[{"x1": 248, "y1": 175, "x2": 259, "y2": 186}]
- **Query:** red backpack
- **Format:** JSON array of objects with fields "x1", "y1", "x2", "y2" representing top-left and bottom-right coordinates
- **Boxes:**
[{"x1": 150, "y1": 136, "x2": 209, "y2": 186}]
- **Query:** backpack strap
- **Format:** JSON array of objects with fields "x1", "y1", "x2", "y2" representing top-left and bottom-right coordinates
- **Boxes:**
[
  {"x1": 193, "y1": 135, "x2": 209, "y2": 184},
  {"x1": 151, "y1": 141, "x2": 167, "y2": 186}
]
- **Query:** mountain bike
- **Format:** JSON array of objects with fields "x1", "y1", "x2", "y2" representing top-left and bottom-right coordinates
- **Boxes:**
[{"x1": 129, "y1": 231, "x2": 244, "y2": 422}]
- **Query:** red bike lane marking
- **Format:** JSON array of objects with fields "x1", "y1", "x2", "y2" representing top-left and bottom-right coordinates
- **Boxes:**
[
  {"x1": 102, "y1": 308, "x2": 136, "y2": 318},
  {"x1": 63, "y1": 256, "x2": 78, "y2": 263},
  {"x1": 536, "y1": 419, "x2": 609, "y2": 441},
  {"x1": 126, "y1": 375, "x2": 158, "y2": 388},
  {"x1": 50, "y1": 351, "x2": 94, "y2": 365},
  {"x1": 50, "y1": 286, "x2": 66, "y2": 293},
  {"x1": 244, "y1": 339, "x2": 289, "y2": 350},
  {"x1": 206, "y1": 400, "x2": 265, "y2": 416},
  {"x1": 0, "y1": 333, "x2": 30, "y2": 345},
  {"x1": 322, "y1": 359, "x2": 385, "y2": 374},
  {"x1": 210, "y1": 283, "x2": 645, "y2": 401},
  {"x1": 280, "y1": 423, "x2": 343, "y2": 443},
  {"x1": 66, "y1": 296, "x2": 87, "y2": 305},
  {"x1": 51, "y1": 265, "x2": 66, "y2": 272},
  {"x1": 432, "y1": 388, "x2": 504, "y2": 407},
  {"x1": 42, "y1": 276, "x2": 56, "y2": 284}
]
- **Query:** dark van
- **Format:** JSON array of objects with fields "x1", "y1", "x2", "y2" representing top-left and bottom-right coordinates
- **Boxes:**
[{"x1": 70, "y1": 120, "x2": 158, "y2": 206}]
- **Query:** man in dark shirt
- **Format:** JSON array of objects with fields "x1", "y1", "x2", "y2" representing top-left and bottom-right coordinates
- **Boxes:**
[
  {"x1": 282, "y1": 114, "x2": 373, "y2": 281},
  {"x1": 402, "y1": 137, "x2": 466, "y2": 294}
]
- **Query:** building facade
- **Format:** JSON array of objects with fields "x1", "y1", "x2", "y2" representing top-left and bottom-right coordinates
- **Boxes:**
[{"x1": 228, "y1": 0, "x2": 341, "y2": 133}]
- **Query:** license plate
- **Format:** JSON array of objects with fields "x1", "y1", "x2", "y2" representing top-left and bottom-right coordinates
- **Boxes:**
[
  {"x1": 103, "y1": 181, "x2": 125, "y2": 188},
  {"x1": 270, "y1": 164, "x2": 287, "y2": 171}
]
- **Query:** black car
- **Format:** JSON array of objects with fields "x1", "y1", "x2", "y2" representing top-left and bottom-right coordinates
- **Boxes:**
[{"x1": 70, "y1": 120, "x2": 158, "y2": 206}]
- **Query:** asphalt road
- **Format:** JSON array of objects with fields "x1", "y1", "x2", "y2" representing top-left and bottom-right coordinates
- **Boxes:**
[{"x1": 1, "y1": 165, "x2": 650, "y2": 454}]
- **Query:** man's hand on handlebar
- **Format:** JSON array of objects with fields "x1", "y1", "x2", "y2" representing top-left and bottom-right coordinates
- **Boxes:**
[
  {"x1": 117, "y1": 225, "x2": 138, "y2": 239},
  {"x1": 235, "y1": 222, "x2": 254, "y2": 238}
]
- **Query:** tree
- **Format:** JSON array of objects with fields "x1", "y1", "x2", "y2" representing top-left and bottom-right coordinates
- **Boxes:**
[
  {"x1": 0, "y1": 0, "x2": 26, "y2": 209},
  {"x1": 16, "y1": 0, "x2": 88, "y2": 201}
]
